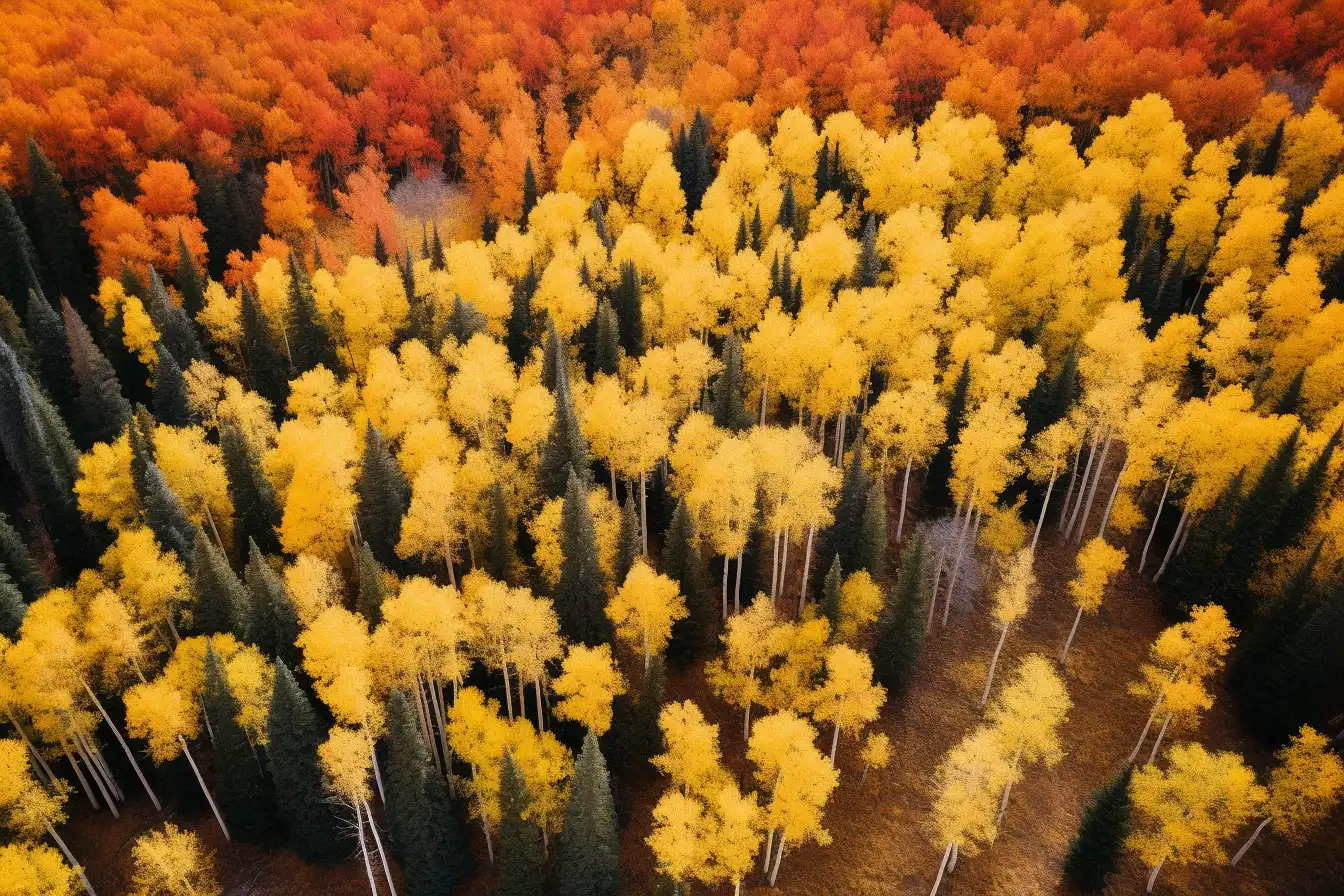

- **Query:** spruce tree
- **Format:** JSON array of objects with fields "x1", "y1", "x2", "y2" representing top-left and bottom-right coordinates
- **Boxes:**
[
  {"x1": 558, "y1": 731, "x2": 621, "y2": 896},
  {"x1": 0, "y1": 292, "x2": 36, "y2": 376},
  {"x1": 922, "y1": 360, "x2": 969, "y2": 511},
  {"x1": 1217, "y1": 430, "x2": 1300, "y2": 625},
  {"x1": 735, "y1": 214, "x2": 748, "y2": 253},
  {"x1": 507, "y1": 262, "x2": 538, "y2": 367},
  {"x1": 820, "y1": 555, "x2": 844, "y2": 632},
  {"x1": 0, "y1": 567, "x2": 26, "y2": 638},
  {"x1": 62, "y1": 298, "x2": 131, "y2": 446},
  {"x1": 268, "y1": 660, "x2": 345, "y2": 862},
  {"x1": 0, "y1": 511, "x2": 42, "y2": 601},
  {"x1": 1062, "y1": 768, "x2": 1132, "y2": 892},
  {"x1": 0, "y1": 185, "x2": 42, "y2": 309},
  {"x1": 1256, "y1": 119, "x2": 1285, "y2": 176},
  {"x1": 447, "y1": 295, "x2": 487, "y2": 344},
  {"x1": 815, "y1": 136, "x2": 832, "y2": 200},
  {"x1": 871, "y1": 534, "x2": 928, "y2": 702},
  {"x1": 356, "y1": 425, "x2": 410, "y2": 568},
  {"x1": 1128, "y1": 242, "x2": 1165, "y2": 335},
  {"x1": 857, "y1": 481, "x2": 887, "y2": 580},
  {"x1": 522, "y1": 159, "x2": 539, "y2": 231},
  {"x1": 27, "y1": 141, "x2": 96, "y2": 305},
  {"x1": 1023, "y1": 347, "x2": 1077, "y2": 438},
  {"x1": 129, "y1": 416, "x2": 195, "y2": 564},
  {"x1": 192, "y1": 529, "x2": 251, "y2": 639},
  {"x1": 1118, "y1": 194, "x2": 1144, "y2": 272},
  {"x1": 555, "y1": 467, "x2": 612, "y2": 646},
  {"x1": 430, "y1": 223, "x2": 446, "y2": 271},
  {"x1": 542, "y1": 318, "x2": 562, "y2": 392},
  {"x1": 778, "y1": 182, "x2": 798, "y2": 237},
  {"x1": 102, "y1": 300, "x2": 153, "y2": 408},
  {"x1": 175, "y1": 233, "x2": 207, "y2": 318},
  {"x1": 355, "y1": 541, "x2": 387, "y2": 627},
  {"x1": 145, "y1": 268, "x2": 204, "y2": 365},
  {"x1": 856, "y1": 214, "x2": 879, "y2": 288},
  {"x1": 245, "y1": 540, "x2": 303, "y2": 670},
  {"x1": 240, "y1": 285, "x2": 291, "y2": 410},
  {"x1": 612, "y1": 261, "x2": 644, "y2": 357},
  {"x1": 221, "y1": 420, "x2": 282, "y2": 555},
  {"x1": 25, "y1": 289, "x2": 77, "y2": 417},
  {"x1": 1160, "y1": 470, "x2": 1245, "y2": 619},
  {"x1": 1230, "y1": 539, "x2": 1321, "y2": 701},
  {"x1": 712, "y1": 332, "x2": 751, "y2": 432},
  {"x1": 384, "y1": 692, "x2": 473, "y2": 895},
  {"x1": 487, "y1": 482, "x2": 519, "y2": 586},
  {"x1": 590, "y1": 200, "x2": 612, "y2": 253},
  {"x1": 498, "y1": 751, "x2": 545, "y2": 896},
  {"x1": 750, "y1": 206, "x2": 762, "y2": 253},
  {"x1": 204, "y1": 645, "x2": 277, "y2": 841},
  {"x1": 819, "y1": 434, "x2": 871, "y2": 579},
  {"x1": 152, "y1": 343, "x2": 193, "y2": 427},
  {"x1": 615, "y1": 492, "x2": 640, "y2": 590},
  {"x1": 664, "y1": 499, "x2": 710, "y2": 666},
  {"x1": 593, "y1": 300, "x2": 621, "y2": 377},
  {"x1": 287, "y1": 254, "x2": 342, "y2": 374},
  {"x1": 540, "y1": 359, "x2": 593, "y2": 499},
  {"x1": 1273, "y1": 368, "x2": 1305, "y2": 416},
  {"x1": 372, "y1": 226, "x2": 388, "y2": 265}
]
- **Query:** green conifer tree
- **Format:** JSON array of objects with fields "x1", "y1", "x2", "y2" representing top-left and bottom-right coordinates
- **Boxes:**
[
  {"x1": 447, "y1": 295, "x2": 488, "y2": 344},
  {"x1": 612, "y1": 262, "x2": 644, "y2": 358},
  {"x1": 1128, "y1": 242, "x2": 1165, "y2": 335},
  {"x1": 1256, "y1": 120, "x2": 1285, "y2": 176},
  {"x1": 749, "y1": 206, "x2": 762, "y2": 253},
  {"x1": 540, "y1": 359, "x2": 593, "y2": 499},
  {"x1": 820, "y1": 554, "x2": 843, "y2": 632},
  {"x1": 712, "y1": 332, "x2": 751, "y2": 432},
  {"x1": 558, "y1": 731, "x2": 621, "y2": 896},
  {"x1": 593, "y1": 300, "x2": 621, "y2": 377},
  {"x1": 152, "y1": 343, "x2": 193, "y2": 427},
  {"x1": 498, "y1": 751, "x2": 544, "y2": 896},
  {"x1": 871, "y1": 534, "x2": 928, "y2": 702},
  {"x1": 287, "y1": 254, "x2": 342, "y2": 374},
  {"x1": 27, "y1": 141, "x2": 96, "y2": 305},
  {"x1": 174, "y1": 232, "x2": 207, "y2": 318},
  {"x1": 0, "y1": 511, "x2": 43, "y2": 601},
  {"x1": 734, "y1": 214, "x2": 748, "y2": 253},
  {"x1": 145, "y1": 268, "x2": 204, "y2": 365},
  {"x1": 25, "y1": 289, "x2": 77, "y2": 417},
  {"x1": 0, "y1": 293, "x2": 36, "y2": 377},
  {"x1": 129, "y1": 412, "x2": 195, "y2": 563},
  {"x1": 777, "y1": 182, "x2": 798, "y2": 237},
  {"x1": 430, "y1": 223, "x2": 446, "y2": 271},
  {"x1": 0, "y1": 567, "x2": 26, "y2": 638},
  {"x1": 245, "y1": 540, "x2": 303, "y2": 670},
  {"x1": 856, "y1": 214, "x2": 879, "y2": 288},
  {"x1": 355, "y1": 541, "x2": 387, "y2": 627},
  {"x1": 615, "y1": 493, "x2": 640, "y2": 591},
  {"x1": 663, "y1": 499, "x2": 710, "y2": 666},
  {"x1": 819, "y1": 434, "x2": 871, "y2": 579},
  {"x1": 240, "y1": 285, "x2": 291, "y2": 410},
  {"x1": 62, "y1": 298, "x2": 130, "y2": 446},
  {"x1": 1119, "y1": 194, "x2": 1144, "y2": 272},
  {"x1": 192, "y1": 529, "x2": 251, "y2": 639},
  {"x1": 384, "y1": 692, "x2": 473, "y2": 895},
  {"x1": 555, "y1": 467, "x2": 611, "y2": 646},
  {"x1": 922, "y1": 360, "x2": 969, "y2": 511},
  {"x1": 204, "y1": 645, "x2": 277, "y2": 841},
  {"x1": 267, "y1": 660, "x2": 346, "y2": 862},
  {"x1": 1273, "y1": 368, "x2": 1305, "y2": 416},
  {"x1": 1062, "y1": 768, "x2": 1132, "y2": 892},
  {"x1": 815, "y1": 136, "x2": 832, "y2": 200},
  {"x1": 221, "y1": 420, "x2": 282, "y2": 555},
  {"x1": 1160, "y1": 470, "x2": 1246, "y2": 619},
  {"x1": 858, "y1": 481, "x2": 887, "y2": 580},
  {"x1": 1230, "y1": 539, "x2": 1321, "y2": 701},
  {"x1": 1270, "y1": 427, "x2": 1340, "y2": 552},
  {"x1": 487, "y1": 482, "x2": 520, "y2": 586},
  {"x1": 522, "y1": 160, "x2": 539, "y2": 231},
  {"x1": 507, "y1": 262, "x2": 538, "y2": 368},
  {"x1": 0, "y1": 186, "x2": 42, "y2": 308},
  {"x1": 1154, "y1": 249, "x2": 1187, "y2": 325},
  {"x1": 356, "y1": 425, "x2": 409, "y2": 569},
  {"x1": 372, "y1": 226, "x2": 388, "y2": 265},
  {"x1": 1023, "y1": 348, "x2": 1077, "y2": 438}
]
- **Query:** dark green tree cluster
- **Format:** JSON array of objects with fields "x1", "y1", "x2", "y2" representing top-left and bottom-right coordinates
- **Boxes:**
[
  {"x1": 204, "y1": 644, "x2": 277, "y2": 842},
  {"x1": 555, "y1": 468, "x2": 612, "y2": 646},
  {"x1": 871, "y1": 534, "x2": 928, "y2": 702},
  {"x1": 1062, "y1": 769, "x2": 1132, "y2": 892},
  {"x1": 672, "y1": 111, "x2": 713, "y2": 216}
]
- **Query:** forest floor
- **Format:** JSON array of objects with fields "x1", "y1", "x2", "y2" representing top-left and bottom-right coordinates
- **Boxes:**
[{"x1": 62, "y1": 483, "x2": 1344, "y2": 895}]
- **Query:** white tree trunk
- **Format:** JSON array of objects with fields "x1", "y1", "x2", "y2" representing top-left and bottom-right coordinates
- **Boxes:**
[
  {"x1": 8, "y1": 711, "x2": 55, "y2": 784},
  {"x1": 1152, "y1": 509, "x2": 1189, "y2": 582},
  {"x1": 1073, "y1": 429, "x2": 1113, "y2": 542},
  {"x1": 1139, "y1": 469, "x2": 1174, "y2": 573},
  {"x1": 944, "y1": 498, "x2": 978, "y2": 628},
  {"x1": 770, "y1": 529, "x2": 782, "y2": 600},
  {"x1": 502, "y1": 658, "x2": 515, "y2": 720},
  {"x1": 1031, "y1": 468, "x2": 1058, "y2": 553},
  {"x1": 798, "y1": 525, "x2": 815, "y2": 612},
  {"x1": 929, "y1": 501, "x2": 964, "y2": 631},
  {"x1": 1061, "y1": 607, "x2": 1084, "y2": 663},
  {"x1": 1127, "y1": 695, "x2": 1166, "y2": 765},
  {"x1": 535, "y1": 677, "x2": 546, "y2": 732},
  {"x1": 1147, "y1": 715, "x2": 1171, "y2": 765},
  {"x1": 74, "y1": 737, "x2": 118, "y2": 818},
  {"x1": 980, "y1": 624, "x2": 1010, "y2": 707},
  {"x1": 1097, "y1": 457, "x2": 1128, "y2": 538},
  {"x1": 1230, "y1": 817, "x2": 1271, "y2": 866},
  {"x1": 762, "y1": 829, "x2": 774, "y2": 873},
  {"x1": 181, "y1": 737, "x2": 230, "y2": 840},
  {"x1": 759, "y1": 377, "x2": 768, "y2": 425},
  {"x1": 62, "y1": 742, "x2": 99, "y2": 810},
  {"x1": 1146, "y1": 857, "x2": 1166, "y2": 893},
  {"x1": 354, "y1": 801, "x2": 380, "y2": 896},
  {"x1": 734, "y1": 549, "x2": 744, "y2": 614},
  {"x1": 1059, "y1": 440, "x2": 1084, "y2": 530},
  {"x1": 897, "y1": 458, "x2": 913, "y2": 543},
  {"x1": 371, "y1": 746, "x2": 386, "y2": 803},
  {"x1": 769, "y1": 832, "x2": 787, "y2": 885},
  {"x1": 364, "y1": 799, "x2": 399, "y2": 896},
  {"x1": 46, "y1": 823, "x2": 96, "y2": 896},
  {"x1": 1065, "y1": 431, "x2": 1100, "y2": 534},
  {"x1": 640, "y1": 472, "x2": 649, "y2": 556},
  {"x1": 722, "y1": 555, "x2": 731, "y2": 620},
  {"x1": 830, "y1": 724, "x2": 841, "y2": 766},
  {"x1": 929, "y1": 842, "x2": 954, "y2": 896}
]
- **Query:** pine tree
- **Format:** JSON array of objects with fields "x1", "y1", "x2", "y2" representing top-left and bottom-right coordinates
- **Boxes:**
[
  {"x1": 356, "y1": 425, "x2": 409, "y2": 568},
  {"x1": 1023, "y1": 347, "x2": 1077, "y2": 438},
  {"x1": 287, "y1": 254, "x2": 342, "y2": 374},
  {"x1": 871, "y1": 534, "x2": 928, "y2": 702},
  {"x1": 1160, "y1": 470, "x2": 1246, "y2": 619},
  {"x1": 1256, "y1": 120, "x2": 1285, "y2": 176},
  {"x1": 240, "y1": 285, "x2": 291, "y2": 410},
  {"x1": 0, "y1": 185, "x2": 42, "y2": 308},
  {"x1": 384, "y1": 692, "x2": 473, "y2": 895},
  {"x1": 1062, "y1": 768, "x2": 1132, "y2": 892},
  {"x1": 858, "y1": 481, "x2": 887, "y2": 580},
  {"x1": 152, "y1": 343, "x2": 193, "y2": 427},
  {"x1": 129, "y1": 416, "x2": 195, "y2": 563},
  {"x1": 590, "y1": 200, "x2": 612, "y2": 253},
  {"x1": 1119, "y1": 194, "x2": 1144, "y2": 272},
  {"x1": 778, "y1": 182, "x2": 798, "y2": 237},
  {"x1": 204, "y1": 645, "x2": 277, "y2": 841},
  {"x1": 0, "y1": 292, "x2": 36, "y2": 376},
  {"x1": 25, "y1": 289, "x2": 77, "y2": 417},
  {"x1": 486, "y1": 482, "x2": 519, "y2": 586},
  {"x1": 447, "y1": 295, "x2": 487, "y2": 343},
  {"x1": 1218, "y1": 431, "x2": 1300, "y2": 626},
  {"x1": 192, "y1": 529, "x2": 251, "y2": 638},
  {"x1": 27, "y1": 140, "x2": 95, "y2": 305},
  {"x1": 507, "y1": 262, "x2": 538, "y2": 367},
  {"x1": 522, "y1": 160, "x2": 539, "y2": 231},
  {"x1": 922, "y1": 360, "x2": 969, "y2": 511},
  {"x1": 735, "y1": 214, "x2": 749, "y2": 253},
  {"x1": 103, "y1": 299, "x2": 153, "y2": 408},
  {"x1": 498, "y1": 751, "x2": 544, "y2": 896},
  {"x1": 0, "y1": 510, "x2": 42, "y2": 600},
  {"x1": 372, "y1": 226, "x2": 388, "y2": 265},
  {"x1": 664, "y1": 499, "x2": 711, "y2": 666},
  {"x1": 556, "y1": 467, "x2": 612, "y2": 646},
  {"x1": 612, "y1": 262, "x2": 644, "y2": 358},
  {"x1": 245, "y1": 540, "x2": 302, "y2": 670},
  {"x1": 267, "y1": 660, "x2": 345, "y2": 863},
  {"x1": 558, "y1": 731, "x2": 621, "y2": 896},
  {"x1": 820, "y1": 434, "x2": 871, "y2": 579},
  {"x1": 430, "y1": 223, "x2": 446, "y2": 271},
  {"x1": 0, "y1": 567, "x2": 26, "y2": 638},
  {"x1": 355, "y1": 541, "x2": 387, "y2": 627},
  {"x1": 615, "y1": 492, "x2": 640, "y2": 590},
  {"x1": 145, "y1": 268, "x2": 204, "y2": 365},
  {"x1": 593, "y1": 300, "x2": 621, "y2": 377},
  {"x1": 1129, "y1": 243, "x2": 1165, "y2": 336},
  {"x1": 62, "y1": 298, "x2": 130, "y2": 446},
  {"x1": 857, "y1": 214, "x2": 879, "y2": 288},
  {"x1": 712, "y1": 332, "x2": 751, "y2": 432},
  {"x1": 820, "y1": 555, "x2": 844, "y2": 632},
  {"x1": 175, "y1": 232, "x2": 207, "y2": 319},
  {"x1": 750, "y1": 206, "x2": 762, "y2": 253},
  {"x1": 815, "y1": 136, "x2": 832, "y2": 200},
  {"x1": 540, "y1": 358, "x2": 593, "y2": 499},
  {"x1": 221, "y1": 420, "x2": 282, "y2": 555},
  {"x1": 1230, "y1": 540, "x2": 1321, "y2": 701},
  {"x1": 196, "y1": 168, "x2": 245, "y2": 280},
  {"x1": 121, "y1": 261, "x2": 147, "y2": 300}
]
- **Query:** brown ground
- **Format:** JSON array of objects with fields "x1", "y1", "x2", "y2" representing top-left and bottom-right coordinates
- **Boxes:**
[{"x1": 63, "y1": 494, "x2": 1344, "y2": 896}]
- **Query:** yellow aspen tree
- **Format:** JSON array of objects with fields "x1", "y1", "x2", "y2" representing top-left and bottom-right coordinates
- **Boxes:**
[
  {"x1": 706, "y1": 596, "x2": 779, "y2": 739},
  {"x1": 1230, "y1": 726, "x2": 1344, "y2": 867},
  {"x1": 860, "y1": 732, "x2": 892, "y2": 781},
  {"x1": 1292, "y1": 173, "x2": 1344, "y2": 263},
  {"x1": 1279, "y1": 105, "x2": 1344, "y2": 204},
  {"x1": 746, "y1": 425, "x2": 816, "y2": 601},
  {"x1": 152, "y1": 425, "x2": 235, "y2": 549},
  {"x1": 835, "y1": 570, "x2": 884, "y2": 643},
  {"x1": 864, "y1": 379, "x2": 947, "y2": 542},
  {"x1": 707, "y1": 783, "x2": 764, "y2": 896},
  {"x1": 1168, "y1": 139, "x2": 1236, "y2": 271},
  {"x1": 396, "y1": 455, "x2": 466, "y2": 586},
  {"x1": 284, "y1": 554, "x2": 343, "y2": 625},
  {"x1": 446, "y1": 334, "x2": 516, "y2": 446},
  {"x1": 927, "y1": 726, "x2": 1014, "y2": 896},
  {"x1": 687, "y1": 435, "x2": 757, "y2": 617},
  {"x1": 810, "y1": 644, "x2": 886, "y2": 766},
  {"x1": 605, "y1": 559, "x2": 686, "y2": 671},
  {"x1": 653, "y1": 700, "x2": 731, "y2": 798},
  {"x1": 1023, "y1": 419, "x2": 1082, "y2": 551},
  {"x1": 647, "y1": 790, "x2": 715, "y2": 891},
  {"x1": 1128, "y1": 743, "x2": 1266, "y2": 892},
  {"x1": 1061, "y1": 538, "x2": 1127, "y2": 662},
  {"x1": 747, "y1": 710, "x2": 840, "y2": 885},
  {"x1": 1208, "y1": 176, "x2": 1289, "y2": 288},
  {"x1": 1127, "y1": 604, "x2": 1236, "y2": 765},
  {"x1": 98, "y1": 527, "x2": 192, "y2": 639},
  {"x1": 582, "y1": 376, "x2": 632, "y2": 501},
  {"x1": 0, "y1": 842, "x2": 80, "y2": 896},
  {"x1": 319, "y1": 727, "x2": 397, "y2": 896},
  {"x1": 979, "y1": 549, "x2": 1037, "y2": 706},
  {"x1": 760, "y1": 615, "x2": 831, "y2": 718},
  {"x1": 0, "y1": 739, "x2": 93, "y2": 896},
  {"x1": 266, "y1": 415, "x2": 359, "y2": 562},
  {"x1": 505, "y1": 591, "x2": 565, "y2": 731},
  {"x1": 621, "y1": 392, "x2": 671, "y2": 555},
  {"x1": 781, "y1": 455, "x2": 841, "y2": 611},
  {"x1": 444, "y1": 686, "x2": 513, "y2": 861},
  {"x1": 744, "y1": 301, "x2": 796, "y2": 424},
  {"x1": 984, "y1": 654, "x2": 1070, "y2": 825},
  {"x1": 128, "y1": 823, "x2": 220, "y2": 896},
  {"x1": 551, "y1": 644, "x2": 626, "y2": 736}
]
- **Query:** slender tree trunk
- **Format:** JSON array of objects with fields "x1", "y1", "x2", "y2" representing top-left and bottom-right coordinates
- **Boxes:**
[
  {"x1": 1231, "y1": 818, "x2": 1271, "y2": 866},
  {"x1": 535, "y1": 677, "x2": 545, "y2": 732},
  {"x1": 609, "y1": 466, "x2": 617, "y2": 501},
  {"x1": 1059, "y1": 440, "x2": 1084, "y2": 529},
  {"x1": 759, "y1": 378, "x2": 768, "y2": 425},
  {"x1": 81, "y1": 732, "x2": 123, "y2": 803},
  {"x1": 428, "y1": 678, "x2": 452, "y2": 775},
  {"x1": 779, "y1": 532, "x2": 790, "y2": 605},
  {"x1": 364, "y1": 799, "x2": 399, "y2": 896},
  {"x1": 371, "y1": 746, "x2": 386, "y2": 803},
  {"x1": 1177, "y1": 522, "x2": 1191, "y2": 555},
  {"x1": 944, "y1": 496, "x2": 978, "y2": 628},
  {"x1": 641, "y1": 472, "x2": 649, "y2": 556},
  {"x1": 354, "y1": 801, "x2": 380, "y2": 896},
  {"x1": 46, "y1": 823, "x2": 96, "y2": 896},
  {"x1": 762, "y1": 829, "x2": 775, "y2": 873},
  {"x1": 204, "y1": 503, "x2": 225, "y2": 552},
  {"x1": 929, "y1": 501, "x2": 964, "y2": 631},
  {"x1": 1065, "y1": 431, "x2": 1099, "y2": 533},
  {"x1": 929, "y1": 842, "x2": 954, "y2": 896},
  {"x1": 743, "y1": 698, "x2": 752, "y2": 742},
  {"x1": 482, "y1": 821, "x2": 494, "y2": 863},
  {"x1": 444, "y1": 550, "x2": 456, "y2": 589},
  {"x1": 798, "y1": 525, "x2": 815, "y2": 612},
  {"x1": 413, "y1": 679, "x2": 439, "y2": 771},
  {"x1": 722, "y1": 555, "x2": 730, "y2": 620},
  {"x1": 897, "y1": 458, "x2": 913, "y2": 543},
  {"x1": 769, "y1": 832, "x2": 786, "y2": 885},
  {"x1": 1147, "y1": 715, "x2": 1171, "y2": 765},
  {"x1": 62, "y1": 742, "x2": 100, "y2": 810},
  {"x1": 1146, "y1": 857, "x2": 1166, "y2": 893},
  {"x1": 949, "y1": 842, "x2": 958, "y2": 871},
  {"x1": 1139, "y1": 469, "x2": 1174, "y2": 573},
  {"x1": 181, "y1": 737, "x2": 231, "y2": 840},
  {"x1": 830, "y1": 724, "x2": 841, "y2": 766},
  {"x1": 733, "y1": 549, "x2": 744, "y2": 614},
  {"x1": 75, "y1": 736, "x2": 119, "y2": 817},
  {"x1": 502, "y1": 658, "x2": 515, "y2": 720},
  {"x1": 1073, "y1": 429, "x2": 1113, "y2": 542},
  {"x1": 1061, "y1": 607, "x2": 1084, "y2": 663},
  {"x1": 1097, "y1": 457, "x2": 1128, "y2": 538},
  {"x1": 770, "y1": 529, "x2": 782, "y2": 600},
  {"x1": 1153, "y1": 509, "x2": 1189, "y2": 582},
  {"x1": 8, "y1": 711, "x2": 55, "y2": 783},
  {"x1": 82, "y1": 680, "x2": 161, "y2": 810},
  {"x1": 1030, "y1": 469, "x2": 1058, "y2": 554},
  {"x1": 996, "y1": 749, "x2": 1023, "y2": 827},
  {"x1": 980, "y1": 624, "x2": 1011, "y2": 707},
  {"x1": 1127, "y1": 695, "x2": 1166, "y2": 765}
]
